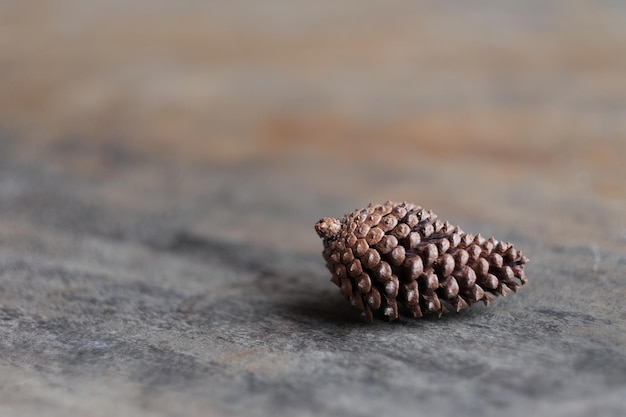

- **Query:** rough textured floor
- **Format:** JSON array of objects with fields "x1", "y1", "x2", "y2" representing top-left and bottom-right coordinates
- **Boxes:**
[{"x1": 1, "y1": 2, "x2": 626, "y2": 417}]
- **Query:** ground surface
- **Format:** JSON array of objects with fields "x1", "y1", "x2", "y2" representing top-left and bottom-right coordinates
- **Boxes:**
[{"x1": 1, "y1": 2, "x2": 626, "y2": 417}]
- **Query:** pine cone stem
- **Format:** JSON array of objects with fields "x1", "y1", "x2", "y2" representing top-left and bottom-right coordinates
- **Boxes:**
[{"x1": 315, "y1": 201, "x2": 529, "y2": 322}]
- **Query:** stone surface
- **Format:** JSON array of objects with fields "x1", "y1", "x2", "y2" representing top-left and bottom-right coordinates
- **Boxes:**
[{"x1": 1, "y1": 2, "x2": 626, "y2": 417}]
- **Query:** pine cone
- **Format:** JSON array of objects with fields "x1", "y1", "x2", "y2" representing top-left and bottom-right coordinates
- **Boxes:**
[{"x1": 314, "y1": 201, "x2": 528, "y2": 322}]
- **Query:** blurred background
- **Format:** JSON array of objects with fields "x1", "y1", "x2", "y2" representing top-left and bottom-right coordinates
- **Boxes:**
[{"x1": 1, "y1": 0, "x2": 625, "y2": 253}]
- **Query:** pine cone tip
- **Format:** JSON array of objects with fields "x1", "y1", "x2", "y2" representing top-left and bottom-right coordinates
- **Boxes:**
[
  {"x1": 315, "y1": 217, "x2": 342, "y2": 240},
  {"x1": 315, "y1": 201, "x2": 529, "y2": 322}
]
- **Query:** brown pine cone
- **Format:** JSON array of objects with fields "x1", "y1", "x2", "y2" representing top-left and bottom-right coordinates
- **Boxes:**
[{"x1": 314, "y1": 201, "x2": 528, "y2": 322}]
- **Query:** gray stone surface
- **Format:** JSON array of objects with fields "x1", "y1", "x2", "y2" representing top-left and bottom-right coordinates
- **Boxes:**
[{"x1": 1, "y1": 139, "x2": 625, "y2": 417}]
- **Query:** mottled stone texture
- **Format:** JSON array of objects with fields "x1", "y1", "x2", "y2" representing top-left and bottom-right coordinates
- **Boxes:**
[
  {"x1": 1, "y1": 139, "x2": 625, "y2": 417},
  {"x1": 1, "y1": 1, "x2": 626, "y2": 417}
]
